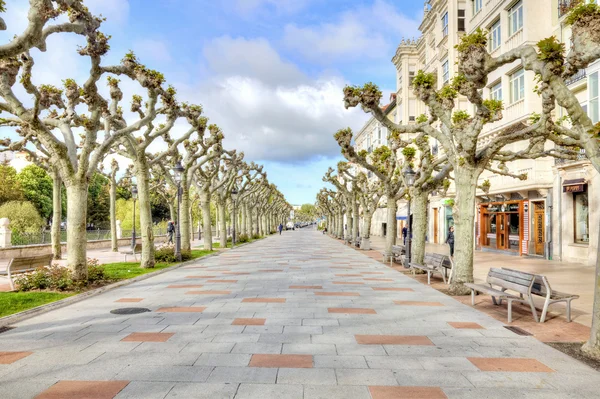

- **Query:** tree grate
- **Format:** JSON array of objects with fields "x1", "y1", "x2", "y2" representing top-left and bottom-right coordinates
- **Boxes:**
[
  {"x1": 504, "y1": 326, "x2": 533, "y2": 336},
  {"x1": 110, "y1": 308, "x2": 151, "y2": 315},
  {"x1": 0, "y1": 326, "x2": 15, "y2": 334}
]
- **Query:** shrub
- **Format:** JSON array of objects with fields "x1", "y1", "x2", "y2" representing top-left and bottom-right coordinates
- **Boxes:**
[
  {"x1": 87, "y1": 258, "x2": 106, "y2": 283},
  {"x1": 0, "y1": 201, "x2": 44, "y2": 234},
  {"x1": 14, "y1": 264, "x2": 73, "y2": 291},
  {"x1": 251, "y1": 233, "x2": 261, "y2": 240},
  {"x1": 155, "y1": 243, "x2": 192, "y2": 263},
  {"x1": 238, "y1": 234, "x2": 249, "y2": 243}
]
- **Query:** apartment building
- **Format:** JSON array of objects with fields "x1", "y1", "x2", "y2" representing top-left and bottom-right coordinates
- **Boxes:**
[{"x1": 353, "y1": 0, "x2": 597, "y2": 265}]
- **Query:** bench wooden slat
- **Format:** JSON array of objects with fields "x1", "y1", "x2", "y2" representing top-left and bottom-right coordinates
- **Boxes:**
[{"x1": 7, "y1": 254, "x2": 54, "y2": 291}]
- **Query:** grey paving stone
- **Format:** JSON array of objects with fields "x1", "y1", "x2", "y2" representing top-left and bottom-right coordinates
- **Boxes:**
[
  {"x1": 258, "y1": 333, "x2": 311, "y2": 344},
  {"x1": 182, "y1": 343, "x2": 236, "y2": 354},
  {"x1": 335, "y1": 368, "x2": 398, "y2": 386},
  {"x1": 282, "y1": 344, "x2": 337, "y2": 355},
  {"x1": 302, "y1": 318, "x2": 340, "y2": 326},
  {"x1": 462, "y1": 371, "x2": 556, "y2": 389},
  {"x1": 335, "y1": 343, "x2": 387, "y2": 356},
  {"x1": 230, "y1": 343, "x2": 282, "y2": 354},
  {"x1": 234, "y1": 383, "x2": 303, "y2": 399},
  {"x1": 303, "y1": 385, "x2": 371, "y2": 399},
  {"x1": 114, "y1": 381, "x2": 175, "y2": 399},
  {"x1": 365, "y1": 355, "x2": 423, "y2": 370},
  {"x1": 165, "y1": 382, "x2": 239, "y2": 398},
  {"x1": 283, "y1": 326, "x2": 323, "y2": 334},
  {"x1": 394, "y1": 370, "x2": 474, "y2": 387},
  {"x1": 313, "y1": 355, "x2": 368, "y2": 369},
  {"x1": 276, "y1": 368, "x2": 336, "y2": 385},
  {"x1": 207, "y1": 367, "x2": 277, "y2": 384},
  {"x1": 212, "y1": 334, "x2": 261, "y2": 343},
  {"x1": 194, "y1": 353, "x2": 251, "y2": 367},
  {"x1": 1, "y1": 379, "x2": 58, "y2": 399}
]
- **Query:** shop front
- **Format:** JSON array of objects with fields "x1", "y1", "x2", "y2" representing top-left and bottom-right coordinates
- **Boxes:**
[{"x1": 479, "y1": 200, "x2": 524, "y2": 254}]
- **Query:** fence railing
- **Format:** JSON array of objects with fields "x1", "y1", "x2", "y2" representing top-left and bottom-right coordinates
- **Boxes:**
[{"x1": 10, "y1": 227, "x2": 170, "y2": 246}]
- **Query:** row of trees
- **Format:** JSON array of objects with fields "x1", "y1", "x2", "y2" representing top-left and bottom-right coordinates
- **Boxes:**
[
  {"x1": 0, "y1": 1, "x2": 291, "y2": 279},
  {"x1": 317, "y1": 4, "x2": 600, "y2": 358}
]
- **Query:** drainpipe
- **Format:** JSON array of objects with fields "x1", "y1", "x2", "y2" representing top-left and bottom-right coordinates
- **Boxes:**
[{"x1": 546, "y1": 191, "x2": 553, "y2": 260}]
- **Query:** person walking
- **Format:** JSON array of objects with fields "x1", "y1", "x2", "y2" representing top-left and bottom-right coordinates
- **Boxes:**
[
  {"x1": 278, "y1": 223, "x2": 283, "y2": 235},
  {"x1": 446, "y1": 226, "x2": 455, "y2": 257},
  {"x1": 402, "y1": 226, "x2": 408, "y2": 245},
  {"x1": 167, "y1": 220, "x2": 175, "y2": 244}
]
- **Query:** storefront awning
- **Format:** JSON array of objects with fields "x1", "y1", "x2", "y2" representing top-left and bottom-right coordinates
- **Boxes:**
[{"x1": 563, "y1": 178, "x2": 587, "y2": 193}]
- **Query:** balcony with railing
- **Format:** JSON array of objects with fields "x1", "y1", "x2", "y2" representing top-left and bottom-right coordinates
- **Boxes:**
[
  {"x1": 555, "y1": 147, "x2": 587, "y2": 165},
  {"x1": 565, "y1": 69, "x2": 586, "y2": 86}
]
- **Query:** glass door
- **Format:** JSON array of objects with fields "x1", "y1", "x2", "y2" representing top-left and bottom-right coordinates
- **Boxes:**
[{"x1": 497, "y1": 213, "x2": 507, "y2": 249}]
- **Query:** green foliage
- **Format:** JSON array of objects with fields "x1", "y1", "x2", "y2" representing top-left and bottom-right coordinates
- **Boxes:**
[
  {"x1": 412, "y1": 70, "x2": 436, "y2": 90},
  {"x1": 358, "y1": 149, "x2": 368, "y2": 158},
  {"x1": 402, "y1": 146, "x2": 417, "y2": 161},
  {"x1": 371, "y1": 145, "x2": 392, "y2": 163},
  {"x1": 14, "y1": 265, "x2": 72, "y2": 291},
  {"x1": 415, "y1": 114, "x2": 428, "y2": 123},
  {"x1": 17, "y1": 165, "x2": 53, "y2": 220},
  {"x1": 116, "y1": 198, "x2": 140, "y2": 230},
  {"x1": 565, "y1": 1, "x2": 600, "y2": 26},
  {"x1": 529, "y1": 112, "x2": 541, "y2": 124},
  {"x1": 107, "y1": 76, "x2": 120, "y2": 87},
  {"x1": 0, "y1": 292, "x2": 73, "y2": 318},
  {"x1": 483, "y1": 99, "x2": 504, "y2": 113},
  {"x1": 87, "y1": 173, "x2": 110, "y2": 228},
  {"x1": 0, "y1": 201, "x2": 44, "y2": 233},
  {"x1": 537, "y1": 36, "x2": 565, "y2": 66},
  {"x1": 481, "y1": 179, "x2": 491, "y2": 193},
  {"x1": 452, "y1": 110, "x2": 471, "y2": 125},
  {"x1": 455, "y1": 27, "x2": 488, "y2": 53},
  {"x1": 0, "y1": 164, "x2": 23, "y2": 204},
  {"x1": 238, "y1": 233, "x2": 250, "y2": 243},
  {"x1": 437, "y1": 84, "x2": 458, "y2": 100},
  {"x1": 251, "y1": 233, "x2": 261, "y2": 240},
  {"x1": 0, "y1": 1, "x2": 6, "y2": 12}
]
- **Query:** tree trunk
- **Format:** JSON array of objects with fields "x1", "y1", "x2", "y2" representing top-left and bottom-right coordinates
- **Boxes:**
[
  {"x1": 180, "y1": 183, "x2": 191, "y2": 251},
  {"x1": 337, "y1": 211, "x2": 343, "y2": 238},
  {"x1": 448, "y1": 167, "x2": 479, "y2": 295},
  {"x1": 411, "y1": 190, "x2": 428, "y2": 266},
  {"x1": 352, "y1": 197, "x2": 359, "y2": 241},
  {"x1": 200, "y1": 190, "x2": 212, "y2": 251},
  {"x1": 109, "y1": 176, "x2": 117, "y2": 252},
  {"x1": 218, "y1": 199, "x2": 227, "y2": 247},
  {"x1": 51, "y1": 171, "x2": 62, "y2": 260},
  {"x1": 384, "y1": 194, "x2": 397, "y2": 262},
  {"x1": 583, "y1": 217, "x2": 600, "y2": 358},
  {"x1": 241, "y1": 204, "x2": 247, "y2": 236},
  {"x1": 169, "y1": 203, "x2": 175, "y2": 222},
  {"x1": 135, "y1": 163, "x2": 155, "y2": 268},
  {"x1": 364, "y1": 210, "x2": 373, "y2": 239},
  {"x1": 65, "y1": 182, "x2": 88, "y2": 281}
]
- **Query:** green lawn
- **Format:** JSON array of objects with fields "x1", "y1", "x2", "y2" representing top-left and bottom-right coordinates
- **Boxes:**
[
  {"x1": 0, "y1": 292, "x2": 74, "y2": 318},
  {"x1": 102, "y1": 249, "x2": 214, "y2": 280}
]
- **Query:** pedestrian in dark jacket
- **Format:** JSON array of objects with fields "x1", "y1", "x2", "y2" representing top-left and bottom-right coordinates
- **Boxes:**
[
  {"x1": 167, "y1": 221, "x2": 175, "y2": 244},
  {"x1": 278, "y1": 224, "x2": 283, "y2": 235},
  {"x1": 446, "y1": 226, "x2": 455, "y2": 257},
  {"x1": 402, "y1": 226, "x2": 408, "y2": 245}
]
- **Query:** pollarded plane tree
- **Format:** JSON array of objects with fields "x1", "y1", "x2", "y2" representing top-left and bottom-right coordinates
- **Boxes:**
[
  {"x1": 241, "y1": 177, "x2": 267, "y2": 236},
  {"x1": 342, "y1": 29, "x2": 555, "y2": 292},
  {"x1": 211, "y1": 150, "x2": 243, "y2": 247},
  {"x1": 150, "y1": 164, "x2": 176, "y2": 221},
  {"x1": 334, "y1": 128, "x2": 407, "y2": 261},
  {"x1": 253, "y1": 182, "x2": 276, "y2": 236},
  {"x1": 231, "y1": 162, "x2": 264, "y2": 238},
  {"x1": 264, "y1": 190, "x2": 286, "y2": 234},
  {"x1": 0, "y1": 9, "x2": 167, "y2": 279},
  {"x1": 320, "y1": 188, "x2": 344, "y2": 239},
  {"x1": 316, "y1": 189, "x2": 336, "y2": 233},
  {"x1": 97, "y1": 158, "x2": 119, "y2": 252},
  {"x1": 347, "y1": 170, "x2": 384, "y2": 250},
  {"x1": 323, "y1": 164, "x2": 357, "y2": 243},
  {"x1": 486, "y1": 3, "x2": 600, "y2": 358}
]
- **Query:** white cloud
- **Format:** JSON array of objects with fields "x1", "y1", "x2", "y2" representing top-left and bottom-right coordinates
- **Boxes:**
[
  {"x1": 178, "y1": 37, "x2": 368, "y2": 164},
  {"x1": 282, "y1": 0, "x2": 420, "y2": 63}
]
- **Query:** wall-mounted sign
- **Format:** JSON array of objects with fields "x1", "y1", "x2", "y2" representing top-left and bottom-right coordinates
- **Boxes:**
[{"x1": 563, "y1": 184, "x2": 586, "y2": 193}]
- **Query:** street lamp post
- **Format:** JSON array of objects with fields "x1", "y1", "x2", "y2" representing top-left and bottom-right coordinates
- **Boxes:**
[
  {"x1": 131, "y1": 185, "x2": 138, "y2": 250},
  {"x1": 403, "y1": 165, "x2": 416, "y2": 268},
  {"x1": 173, "y1": 161, "x2": 184, "y2": 262},
  {"x1": 231, "y1": 187, "x2": 238, "y2": 247}
]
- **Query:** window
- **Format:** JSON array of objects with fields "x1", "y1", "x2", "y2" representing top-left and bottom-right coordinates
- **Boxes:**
[
  {"x1": 509, "y1": 69, "x2": 524, "y2": 103},
  {"x1": 382, "y1": 127, "x2": 388, "y2": 146},
  {"x1": 473, "y1": 0, "x2": 483, "y2": 14},
  {"x1": 408, "y1": 70, "x2": 415, "y2": 86},
  {"x1": 442, "y1": 12, "x2": 449, "y2": 37},
  {"x1": 490, "y1": 81, "x2": 502, "y2": 101},
  {"x1": 574, "y1": 192, "x2": 589, "y2": 244},
  {"x1": 508, "y1": 0, "x2": 523, "y2": 36},
  {"x1": 457, "y1": 10, "x2": 466, "y2": 32},
  {"x1": 590, "y1": 72, "x2": 599, "y2": 123},
  {"x1": 442, "y1": 59, "x2": 449, "y2": 85},
  {"x1": 489, "y1": 19, "x2": 501, "y2": 52}
]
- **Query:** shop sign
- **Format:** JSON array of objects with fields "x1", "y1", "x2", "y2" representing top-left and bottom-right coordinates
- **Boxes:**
[
  {"x1": 485, "y1": 203, "x2": 519, "y2": 213},
  {"x1": 563, "y1": 184, "x2": 586, "y2": 193}
]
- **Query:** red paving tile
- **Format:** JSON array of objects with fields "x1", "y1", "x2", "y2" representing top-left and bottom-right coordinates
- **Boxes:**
[
  {"x1": 369, "y1": 386, "x2": 447, "y2": 399},
  {"x1": 35, "y1": 381, "x2": 130, "y2": 399},
  {"x1": 468, "y1": 357, "x2": 554, "y2": 372},
  {"x1": 328, "y1": 308, "x2": 377, "y2": 314},
  {"x1": 242, "y1": 298, "x2": 286, "y2": 303},
  {"x1": 222, "y1": 272, "x2": 250, "y2": 275},
  {"x1": 355, "y1": 335, "x2": 434, "y2": 345},
  {"x1": 0, "y1": 351, "x2": 33, "y2": 364},
  {"x1": 395, "y1": 301, "x2": 444, "y2": 306},
  {"x1": 232, "y1": 318, "x2": 266, "y2": 325},
  {"x1": 167, "y1": 284, "x2": 204, "y2": 288},
  {"x1": 448, "y1": 322, "x2": 484, "y2": 329},
  {"x1": 290, "y1": 285, "x2": 323, "y2": 289},
  {"x1": 372, "y1": 287, "x2": 413, "y2": 292},
  {"x1": 249, "y1": 354, "x2": 313, "y2": 368},
  {"x1": 315, "y1": 292, "x2": 360, "y2": 296},
  {"x1": 186, "y1": 290, "x2": 232, "y2": 295},
  {"x1": 114, "y1": 298, "x2": 143, "y2": 303},
  {"x1": 155, "y1": 307, "x2": 206, "y2": 313},
  {"x1": 205, "y1": 280, "x2": 238, "y2": 283},
  {"x1": 121, "y1": 333, "x2": 174, "y2": 342}
]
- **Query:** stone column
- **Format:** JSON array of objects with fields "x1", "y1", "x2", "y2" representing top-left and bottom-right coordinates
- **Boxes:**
[
  {"x1": 116, "y1": 220, "x2": 123, "y2": 239},
  {"x1": 0, "y1": 218, "x2": 12, "y2": 248}
]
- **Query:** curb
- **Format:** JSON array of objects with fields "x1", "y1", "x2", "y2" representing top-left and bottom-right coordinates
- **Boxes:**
[{"x1": 0, "y1": 251, "x2": 222, "y2": 328}]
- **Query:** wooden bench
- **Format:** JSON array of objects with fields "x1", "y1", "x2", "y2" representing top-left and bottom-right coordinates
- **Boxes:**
[
  {"x1": 409, "y1": 252, "x2": 450, "y2": 284},
  {"x1": 4, "y1": 254, "x2": 53, "y2": 290},
  {"x1": 503, "y1": 268, "x2": 579, "y2": 323},
  {"x1": 465, "y1": 268, "x2": 538, "y2": 323},
  {"x1": 121, "y1": 243, "x2": 142, "y2": 261},
  {"x1": 391, "y1": 244, "x2": 405, "y2": 264}
]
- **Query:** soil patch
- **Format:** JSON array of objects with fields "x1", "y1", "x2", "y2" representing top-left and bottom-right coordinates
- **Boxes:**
[{"x1": 546, "y1": 342, "x2": 600, "y2": 371}]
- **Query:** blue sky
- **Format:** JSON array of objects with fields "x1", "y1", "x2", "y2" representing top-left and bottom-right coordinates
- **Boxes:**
[{"x1": 0, "y1": 0, "x2": 422, "y2": 204}]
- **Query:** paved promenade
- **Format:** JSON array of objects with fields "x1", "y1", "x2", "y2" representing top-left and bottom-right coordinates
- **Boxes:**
[{"x1": 1, "y1": 230, "x2": 598, "y2": 398}]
